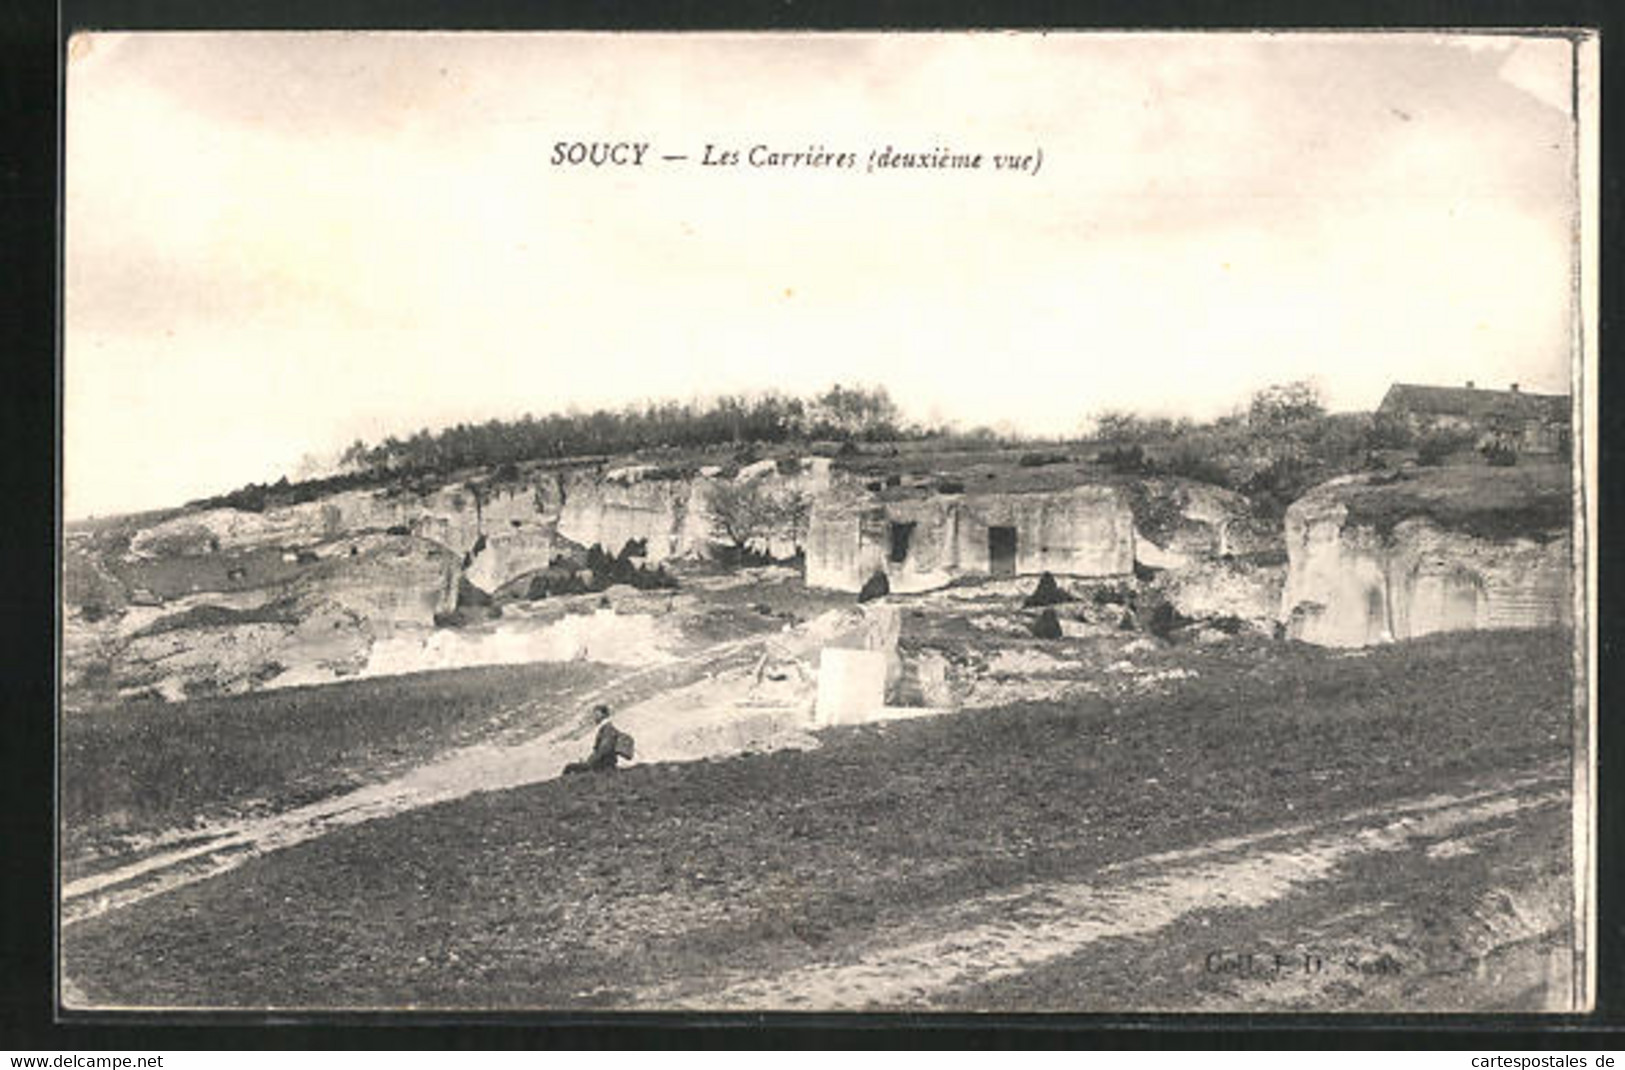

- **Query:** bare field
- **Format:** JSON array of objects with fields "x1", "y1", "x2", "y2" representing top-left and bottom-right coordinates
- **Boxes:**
[{"x1": 61, "y1": 627, "x2": 1574, "y2": 1011}]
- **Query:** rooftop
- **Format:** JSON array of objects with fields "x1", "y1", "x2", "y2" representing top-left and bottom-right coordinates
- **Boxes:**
[{"x1": 1378, "y1": 383, "x2": 1569, "y2": 422}]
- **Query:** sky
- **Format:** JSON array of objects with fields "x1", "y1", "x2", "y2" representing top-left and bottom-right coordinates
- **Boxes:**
[{"x1": 64, "y1": 31, "x2": 1583, "y2": 519}]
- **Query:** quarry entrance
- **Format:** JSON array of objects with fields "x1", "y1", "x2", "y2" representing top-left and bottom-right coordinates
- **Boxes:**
[
  {"x1": 988, "y1": 525, "x2": 1018, "y2": 578},
  {"x1": 888, "y1": 521, "x2": 915, "y2": 565}
]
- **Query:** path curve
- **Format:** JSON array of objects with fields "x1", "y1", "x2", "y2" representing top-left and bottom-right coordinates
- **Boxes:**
[{"x1": 62, "y1": 633, "x2": 772, "y2": 926}]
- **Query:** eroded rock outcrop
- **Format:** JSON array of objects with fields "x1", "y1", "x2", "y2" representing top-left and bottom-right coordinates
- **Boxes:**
[
  {"x1": 556, "y1": 472, "x2": 703, "y2": 564},
  {"x1": 1130, "y1": 477, "x2": 1279, "y2": 568},
  {"x1": 67, "y1": 534, "x2": 461, "y2": 703},
  {"x1": 555, "y1": 461, "x2": 829, "y2": 564},
  {"x1": 73, "y1": 459, "x2": 846, "y2": 703},
  {"x1": 1149, "y1": 557, "x2": 1285, "y2": 629}
]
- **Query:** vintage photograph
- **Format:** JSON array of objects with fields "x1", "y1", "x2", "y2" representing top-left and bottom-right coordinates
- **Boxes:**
[{"x1": 60, "y1": 30, "x2": 1597, "y2": 1013}]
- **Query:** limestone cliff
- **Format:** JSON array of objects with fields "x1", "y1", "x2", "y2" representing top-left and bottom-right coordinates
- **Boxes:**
[
  {"x1": 1129, "y1": 477, "x2": 1278, "y2": 567},
  {"x1": 64, "y1": 459, "x2": 828, "y2": 703},
  {"x1": 1280, "y1": 468, "x2": 1571, "y2": 647},
  {"x1": 66, "y1": 534, "x2": 460, "y2": 703}
]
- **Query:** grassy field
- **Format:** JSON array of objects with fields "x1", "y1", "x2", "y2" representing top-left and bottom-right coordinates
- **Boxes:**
[
  {"x1": 1334, "y1": 463, "x2": 1571, "y2": 540},
  {"x1": 60, "y1": 660, "x2": 612, "y2": 870},
  {"x1": 63, "y1": 627, "x2": 1574, "y2": 1009}
]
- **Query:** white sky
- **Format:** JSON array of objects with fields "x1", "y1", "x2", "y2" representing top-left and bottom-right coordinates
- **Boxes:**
[{"x1": 65, "y1": 31, "x2": 1580, "y2": 519}]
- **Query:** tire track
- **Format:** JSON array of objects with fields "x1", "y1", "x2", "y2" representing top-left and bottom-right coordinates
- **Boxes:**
[{"x1": 647, "y1": 773, "x2": 1568, "y2": 1010}]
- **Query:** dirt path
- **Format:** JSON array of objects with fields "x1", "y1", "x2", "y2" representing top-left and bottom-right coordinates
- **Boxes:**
[
  {"x1": 645, "y1": 770, "x2": 1571, "y2": 1010},
  {"x1": 60, "y1": 633, "x2": 772, "y2": 927}
]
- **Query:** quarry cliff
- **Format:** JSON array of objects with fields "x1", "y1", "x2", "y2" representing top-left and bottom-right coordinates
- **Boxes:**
[
  {"x1": 62, "y1": 450, "x2": 1575, "y2": 706},
  {"x1": 1279, "y1": 465, "x2": 1572, "y2": 647}
]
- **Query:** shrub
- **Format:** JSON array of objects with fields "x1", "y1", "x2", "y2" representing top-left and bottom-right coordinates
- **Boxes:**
[
  {"x1": 526, "y1": 567, "x2": 591, "y2": 599},
  {"x1": 182, "y1": 678, "x2": 222, "y2": 698},
  {"x1": 705, "y1": 481, "x2": 809, "y2": 561},
  {"x1": 1030, "y1": 608, "x2": 1063, "y2": 639},
  {"x1": 1123, "y1": 482, "x2": 1189, "y2": 545},
  {"x1": 527, "y1": 544, "x2": 679, "y2": 597},
  {"x1": 77, "y1": 661, "x2": 113, "y2": 688},
  {"x1": 457, "y1": 576, "x2": 494, "y2": 608},
  {"x1": 1240, "y1": 455, "x2": 1318, "y2": 518},
  {"x1": 1248, "y1": 381, "x2": 1325, "y2": 430},
  {"x1": 806, "y1": 384, "x2": 902, "y2": 441},
  {"x1": 131, "y1": 602, "x2": 300, "y2": 638},
  {"x1": 1089, "y1": 411, "x2": 1189, "y2": 443},
  {"x1": 1147, "y1": 601, "x2": 1189, "y2": 639},
  {"x1": 219, "y1": 483, "x2": 269, "y2": 513},
  {"x1": 714, "y1": 544, "x2": 778, "y2": 568},
  {"x1": 1097, "y1": 444, "x2": 1148, "y2": 474},
  {"x1": 1482, "y1": 441, "x2": 1519, "y2": 467},
  {"x1": 1018, "y1": 451, "x2": 1069, "y2": 468},
  {"x1": 1091, "y1": 583, "x2": 1136, "y2": 607},
  {"x1": 1293, "y1": 413, "x2": 1368, "y2": 462},
  {"x1": 1417, "y1": 428, "x2": 1476, "y2": 467},
  {"x1": 936, "y1": 479, "x2": 966, "y2": 495},
  {"x1": 1157, "y1": 449, "x2": 1231, "y2": 488},
  {"x1": 1023, "y1": 571, "x2": 1075, "y2": 608},
  {"x1": 1365, "y1": 413, "x2": 1415, "y2": 451}
]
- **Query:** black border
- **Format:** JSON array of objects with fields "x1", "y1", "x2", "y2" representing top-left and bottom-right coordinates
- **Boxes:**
[{"x1": 5, "y1": 0, "x2": 1619, "y2": 1049}]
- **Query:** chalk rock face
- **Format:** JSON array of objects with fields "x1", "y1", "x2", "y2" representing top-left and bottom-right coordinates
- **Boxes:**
[
  {"x1": 805, "y1": 485, "x2": 1135, "y2": 593},
  {"x1": 76, "y1": 534, "x2": 462, "y2": 701},
  {"x1": 1131, "y1": 478, "x2": 1280, "y2": 566},
  {"x1": 127, "y1": 492, "x2": 378, "y2": 557},
  {"x1": 288, "y1": 534, "x2": 461, "y2": 626},
  {"x1": 362, "y1": 606, "x2": 684, "y2": 677},
  {"x1": 464, "y1": 524, "x2": 558, "y2": 593},
  {"x1": 118, "y1": 622, "x2": 322, "y2": 701},
  {"x1": 125, "y1": 460, "x2": 828, "y2": 584},
  {"x1": 556, "y1": 463, "x2": 825, "y2": 564},
  {"x1": 556, "y1": 473, "x2": 699, "y2": 563},
  {"x1": 736, "y1": 458, "x2": 780, "y2": 482},
  {"x1": 127, "y1": 484, "x2": 514, "y2": 560},
  {"x1": 1151, "y1": 557, "x2": 1286, "y2": 627},
  {"x1": 69, "y1": 457, "x2": 839, "y2": 704},
  {"x1": 814, "y1": 649, "x2": 888, "y2": 727},
  {"x1": 1280, "y1": 478, "x2": 1571, "y2": 647},
  {"x1": 808, "y1": 601, "x2": 902, "y2": 663},
  {"x1": 127, "y1": 504, "x2": 329, "y2": 558}
]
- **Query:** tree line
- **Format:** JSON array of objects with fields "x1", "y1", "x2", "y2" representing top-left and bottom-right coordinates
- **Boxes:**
[{"x1": 336, "y1": 385, "x2": 907, "y2": 476}]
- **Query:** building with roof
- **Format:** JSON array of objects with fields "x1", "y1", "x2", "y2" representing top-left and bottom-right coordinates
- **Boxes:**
[{"x1": 1377, "y1": 382, "x2": 1570, "y2": 454}]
